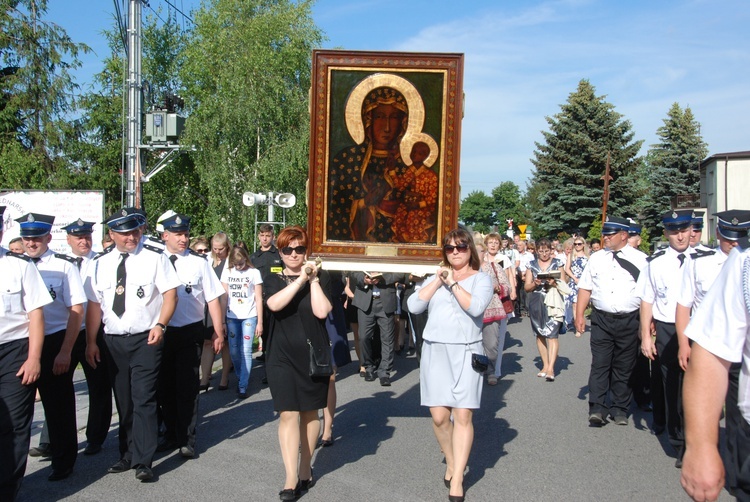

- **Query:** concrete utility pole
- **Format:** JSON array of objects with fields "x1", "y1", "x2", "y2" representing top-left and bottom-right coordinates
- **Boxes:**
[{"x1": 125, "y1": 0, "x2": 143, "y2": 208}]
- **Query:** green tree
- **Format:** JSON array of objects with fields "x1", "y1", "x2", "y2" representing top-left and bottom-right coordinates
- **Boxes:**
[
  {"x1": 0, "y1": 0, "x2": 89, "y2": 187},
  {"x1": 180, "y1": 0, "x2": 323, "y2": 242},
  {"x1": 639, "y1": 103, "x2": 708, "y2": 232},
  {"x1": 528, "y1": 80, "x2": 643, "y2": 237},
  {"x1": 491, "y1": 181, "x2": 524, "y2": 229},
  {"x1": 458, "y1": 190, "x2": 495, "y2": 233}
]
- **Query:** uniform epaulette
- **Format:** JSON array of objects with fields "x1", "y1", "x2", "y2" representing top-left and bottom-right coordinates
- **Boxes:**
[
  {"x1": 54, "y1": 252, "x2": 78, "y2": 265},
  {"x1": 646, "y1": 249, "x2": 666, "y2": 262},
  {"x1": 189, "y1": 249, "x2": 207, "y2": 259},
  {"x1": 6, "y1": 251, "x2": 31, "y2": 262},
  {"x1": 94, "y1": 245, "x2": 114, "y2": 260},
  {"x1": 144, "y1": 244, "x2": 163, "y2": 254},
  {"x1": 690, "y1": 248, "x2": 716, "y2": 259},
  {"x1": 147, "y1": 235, "x2": 165, "y2": 245}
]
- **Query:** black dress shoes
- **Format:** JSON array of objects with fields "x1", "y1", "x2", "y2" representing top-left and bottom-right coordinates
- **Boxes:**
[
  {"x1": 29, "y1": 443, "x2": 52, "y2": 457},
  {"x1": 380, "y1": 376, "x2": 391, "y2": 387},
  {"x1": 83, "y1": 443, "x2": 102, "y2": 455},
  {"x1": 48, "y1": 467, "x2": 73, "y2": 481},
  {"x1": 135, "y1": 465, "x2": 154, "y2": 481},
  {"x1": 107, "y1": 458, "x2": 131, "y2": 474},
  {"x1": 364, "y1": 371, "x2": 376, "y2": 382}
]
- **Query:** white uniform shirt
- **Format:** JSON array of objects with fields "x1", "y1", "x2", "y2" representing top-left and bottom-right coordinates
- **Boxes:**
[
  {"x1": 578, "y1": 244, "x2": 647, "y2": 314},
  {"x1": 685, "y1": 246, "x2": 750, "y2": 424},
  {"x1": 677, "y1": 249, "x2": 729, "y2": 310},
  {"x1": 220, "y1": 266, "x2": 263, "y2": 319},
  {"x1": 33, "y1": 249, "x2": 86, "y2": 335},
  {"x1": 490, "y1": 253, "x2": 512, "y2": 271},
  {"x1": 75, "y1": 250, "x2": 98, "y2": 331},
  {"x1": 166, "y1": 250, "x2": 224, "y2": 327},
  {"x1": 637, "y1": 246, "x2": 689, "y2": 323},
  {"x1": 0, "y1": 247, "x2": 53, "y2": 344},
  {"x1": 86, "y1": 242, "x2": 180, "y2": 335},
  {"x1": 518, "y1": 251, "x2": 534, "y2": 273}
]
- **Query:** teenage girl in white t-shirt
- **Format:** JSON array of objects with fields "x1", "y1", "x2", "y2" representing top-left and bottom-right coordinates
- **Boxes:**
[{"x1": 220, "y1": 245, "x2": 263, "y2": 398}]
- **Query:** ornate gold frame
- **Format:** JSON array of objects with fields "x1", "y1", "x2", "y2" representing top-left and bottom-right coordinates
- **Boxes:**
[{"x1": 307, "y1": 50, "x2": 464, "y2": 271}]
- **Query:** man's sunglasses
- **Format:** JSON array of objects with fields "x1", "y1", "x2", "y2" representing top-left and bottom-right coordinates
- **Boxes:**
[
  {"x1": 281, "y1": 245, "x2": 307, "y2": 256},
  {"x1": 443, "y1": 243, "x2": 469, "y2": 253}
]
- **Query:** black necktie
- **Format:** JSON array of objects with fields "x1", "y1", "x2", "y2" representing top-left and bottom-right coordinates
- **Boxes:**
[
  {"x1": 678, "y1": 253, "x2": 685, "y2": 267},
  {"x1": 169, "y1": 254, "x2": 178, "y2": 270},
  {"x1": 75, "y1": 257, "x2": 83, "y2": 270},
  {"x1": 613, "y1": 250, "x2": 640, "y2": 282},
  {"x1": 31, "y1": 257, "x2": 41, "y2": 264},
  {"x1": 112, "y1": 253, "x2": 128, "y2": 318}
]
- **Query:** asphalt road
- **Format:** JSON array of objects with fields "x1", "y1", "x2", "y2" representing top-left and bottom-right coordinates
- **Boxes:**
[{"x1": 21, "y1": 315, "x2": 732, "y2": 501}]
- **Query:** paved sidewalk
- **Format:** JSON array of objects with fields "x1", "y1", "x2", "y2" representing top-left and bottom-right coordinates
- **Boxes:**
[{"x1": 21, "y1": 316, "x2": 732, "y2": 501}]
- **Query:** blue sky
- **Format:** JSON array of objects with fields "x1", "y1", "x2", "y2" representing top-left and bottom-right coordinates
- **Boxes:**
[{"x1": 48, "y1": 0, "x2": 750, "y2": 197}]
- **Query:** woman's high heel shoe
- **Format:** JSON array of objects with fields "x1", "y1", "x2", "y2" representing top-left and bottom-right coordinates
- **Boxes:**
[
  {"x1": 279, "y1": 481, "x2": 301, "y2": 501},
  {"x1": 448, "y1": 495, "x2": 465, "y2": 502}
]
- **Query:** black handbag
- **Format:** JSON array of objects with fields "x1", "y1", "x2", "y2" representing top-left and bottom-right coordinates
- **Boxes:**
[
  {"x1": 308, "y1": 338, "x2": 333, "y2": 377},
  {"x1": 471, "y1": 353, "x2": 489, "y2": 373}
]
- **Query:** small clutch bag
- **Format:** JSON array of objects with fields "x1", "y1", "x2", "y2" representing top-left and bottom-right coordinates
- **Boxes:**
[{"x1": 471, "y1": 353, "x2": 489, "y2": 373}]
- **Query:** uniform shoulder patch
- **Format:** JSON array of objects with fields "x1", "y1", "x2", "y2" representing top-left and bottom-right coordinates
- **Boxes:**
[
  {"x1": 54, "y1": 253, "x2": 78, "y2": 264},
  {"x1": 690, "y1": 248, "x2": 716, "y2": 259},
  {"x1": 646, "y1": 249, "x2": 666, "y2": 262},
  {"x1": 93, "y1": 245, "x2": 114, "y2": 260},
  {"x1": 189, "y1": 249, "x2": 207, "y2": 259},
  {"x1": 6, "y1": 251, "x2": 31, "y2": 262},
  {"x1": 143, "y1": 244, "x2": 163, "y2": 254}
]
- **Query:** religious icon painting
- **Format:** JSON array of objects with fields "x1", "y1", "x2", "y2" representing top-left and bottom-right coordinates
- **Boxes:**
[{"x1": 307, "y1": 50, "x2": 464, "y2": 271}]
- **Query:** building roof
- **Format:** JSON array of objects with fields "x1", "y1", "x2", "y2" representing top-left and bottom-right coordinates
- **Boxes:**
[{"x1": 700, "y1": 150, "x2": 750, "y2": 169}]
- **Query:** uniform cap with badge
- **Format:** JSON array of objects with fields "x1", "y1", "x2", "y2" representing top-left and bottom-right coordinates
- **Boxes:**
[
  {"x1": 16, "y1": 213, "x2": 55, "y2": 237},
  {"x1": 160, "y1": 213, "x2": 191, "y2": 233},
  {"x1": 601, "y1": 216, "x2": 630, "y2": 235},
  {"x1": 62, "y1": 218, "x2": 95, "y2": 236},
  {"x1": 715, "y1": 210, "x2": 750, "y2": 241},
  {"x1": 155, "y1": 210, "x2": 177, "y2": 233},
  {"x1": 661, "y1": 209, "x2": 694, "y2": 231},
  {"x1": 627, "y1": 218, "x2": 642, "y2": 236},
  {"x1": 691, "y1": 210, "x2": 705, "y2": 230},
  {"x1": 104, "y1": 207, "x2": 147, "y2": 233}
]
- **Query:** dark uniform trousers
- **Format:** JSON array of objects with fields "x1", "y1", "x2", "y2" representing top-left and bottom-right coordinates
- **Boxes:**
[
  {"x1": 588, "y1": 308, "x2": 639, "y2": 415},
  {"x1": 104, "y1": 332, "x2": 162, "y2": 467},
  {"x1": 0, "y1": 339, "x2": 36, "y2": 502},
  {"x1": 37, "y1": 330, "x2": 78, "y2": 472},
  {"x1": 70, "y1": 328, "x2": 112, "y2": 446},
  {"x1": 359, "y1": 297, "x2": 396, "y2": 378},
  {"x1": 733, "y1": 413, "x2": 750, "y2": 501},
  {"x1": 726, "y1": 362, "x2": 744, "y2": 495},
  {"x1": 653, "y1": 320, "x2": 684, "y2": 454},
  {"x1": 158, "y1": 321, "x2": 203, "y2": 447}
]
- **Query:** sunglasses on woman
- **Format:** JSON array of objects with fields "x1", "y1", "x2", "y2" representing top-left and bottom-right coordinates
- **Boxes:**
[
  {"x1": 281, "y1": 245, "x2": 307, "y2": 255},
  {"x1": 443, "y1": 243, "x2": 469, "y2": 253},
  {"x1": 574, "y1": 242, "x2": 584, "y2": 246},
  {"x1": 194, "y1": 248, "x2": 209, "y2": 253}
]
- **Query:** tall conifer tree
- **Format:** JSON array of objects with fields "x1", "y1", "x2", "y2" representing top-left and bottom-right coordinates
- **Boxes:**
[
  {"x1": 529, "y1": 80, "x2": 642, "y2": 236},
  {"x1": 640, "y1": 103, "x2": 707, "y2": 232}
]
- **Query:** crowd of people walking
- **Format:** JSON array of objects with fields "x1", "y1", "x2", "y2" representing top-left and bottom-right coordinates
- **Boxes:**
[{"x1": 2, "y1": 204, "x2": 750, "y2": 502}]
